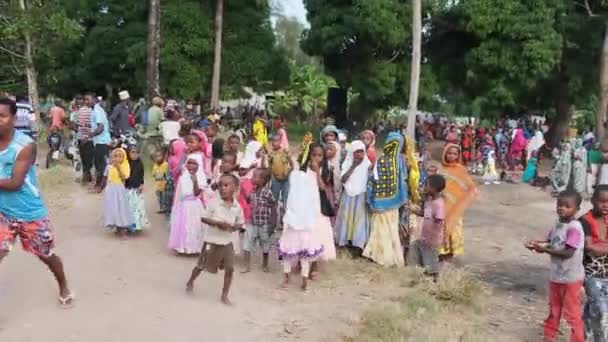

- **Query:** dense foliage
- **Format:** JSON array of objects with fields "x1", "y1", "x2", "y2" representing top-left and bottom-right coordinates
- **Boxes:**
[{"x1": 1, "y1": 0, "x2": 289, "y2": 102}]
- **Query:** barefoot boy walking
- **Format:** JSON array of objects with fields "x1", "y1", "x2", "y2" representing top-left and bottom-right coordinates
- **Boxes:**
[
  {"x1": 186, "y1": 173, "x2": 244, "y2": 305},
  {"x1": 0, "y1": 97, "x2": 73, "y2": 305}
]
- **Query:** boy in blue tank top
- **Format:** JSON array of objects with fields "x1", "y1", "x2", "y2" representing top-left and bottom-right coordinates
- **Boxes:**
[{"x1": 0, "y1": 97, "x2": 73, "y2": 305}]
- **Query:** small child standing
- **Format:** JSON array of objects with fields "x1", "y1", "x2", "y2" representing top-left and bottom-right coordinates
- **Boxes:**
[
  {"x1": 125, "y1": 146, "x2": 149, "y2": 232},
  {"x1": 525, "y1": 190, "x2": 585, "y2": 342},
  {"x1": 242, "y1": 168, "x2": 275, "y2": 273},
  {"x1": 186, "y1": 173, "x2": 244, "y2": 305},
  {"x1": 268, "y1": 134, "x2": 293, "y2": 209},
  {"x1": 103, "y1": 148, "x2": 135, "y2": 236},
  {"x1": 278, "y1": 171, "x2": 324, "y2": 291},
  {"x1": 168, "y1": 158, "x2": 206, "y2": 254},
  {"x1": 580, "y1": 185, "x2": 608, "y2": 340},
  {"x1": 152, "y1": 151, "x2": 169, "y2": 213},
  {"x1": 410, "y1": 174, "x2": 446, "y2": 279}
]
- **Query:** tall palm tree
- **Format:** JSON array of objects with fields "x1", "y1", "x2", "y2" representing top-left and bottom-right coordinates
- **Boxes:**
[
  {"x1": 146, "y1": 0, "x2": 161, "y2": 101},
  {"x1": 407, "y1": 0, "x2": 422, "y2": 138},
  {"x1": 209, "y1": 0, "x2": 224, "y2": 110}
]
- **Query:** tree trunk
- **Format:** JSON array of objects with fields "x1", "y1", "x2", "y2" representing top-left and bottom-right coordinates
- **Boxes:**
[
  {"x1": 146, "y1": 0, "x2": 161, "y2": 101},
  {"x1": 596, "y1": 21, "x2": 608, "y2": 142},
  {"x1": 406, "y1": 0, "x2": 422, "y2": 138},
  {"x1": 105, "y1": 83, "x2": 114, "y2": 112},
  {"x1": 546, "y1": 74, "x2": 574, "y2": 148},
  {"x1": 210, "y1": 0, "x2": 224, "y2": 111},
  {"x1": 19, "y1": 0, "x2": 40, "y2": 123}
]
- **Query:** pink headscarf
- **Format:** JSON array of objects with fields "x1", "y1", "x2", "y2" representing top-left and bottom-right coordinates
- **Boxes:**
[
  {"x1": 277, "y1": 127, "x2": 289, "y2": 151},
  {"x1": 169, "y1": 138, "x2": 187, "y2": 182},
  {"x1": 510, "y1": 128, "x2": 527, "y2": 154},
  {"x1": 191, "y1": 129, "x2": 212, "y2": 178}
]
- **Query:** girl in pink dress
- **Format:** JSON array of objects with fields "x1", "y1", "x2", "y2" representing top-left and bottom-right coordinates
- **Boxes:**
[
  {"x1": 168, "y1": 158, "x2": 206, "y2": 254},
  {"x1": 278, "y1": 170, "x2": 324, "y2": 291},
  {"x1": 299, "y1": 143, "x2": 337, "y2": 279}
]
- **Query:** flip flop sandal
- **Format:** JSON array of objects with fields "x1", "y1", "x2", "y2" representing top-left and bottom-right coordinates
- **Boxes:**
[{"x1": 58, "y1": 293, "x2": 75, "y2": 307}]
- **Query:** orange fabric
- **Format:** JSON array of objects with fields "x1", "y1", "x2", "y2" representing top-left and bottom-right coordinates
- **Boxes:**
[{"x1": 440, "y1": 143, "x2": 477, "y2": 229}]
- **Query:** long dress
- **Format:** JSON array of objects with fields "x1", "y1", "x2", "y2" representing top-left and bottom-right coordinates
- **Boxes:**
[
  {"x1": 572, "y1": 139, "x2": 587, "y2": 194},
  {"x1": 363, "y1": 132, "x2": 408, "y2": 267},
  {"x1": 438, "y1": 144, "x2": 478, "y2": 257},
  {"x1": 125, "y1": 158, "x2": 149, "y2": 232},
  {"x1": 551, "y1": 143, "x2": 572, "y2": 193},
  {"x1": 103, "y1": 149, "x2": 135, "y2": 230},
  {"x1": 364, "y1": 210, "x2": 404, "y2": 266},
  {"x1": 278, "y1": 171, "x2": 324, "y2": 263},
  {"x1": 334, "y1": 140, "x2": 370, "y2": 249},
  {"x1": 168, "y1": 172, "x2": 206, "y2": 254}
]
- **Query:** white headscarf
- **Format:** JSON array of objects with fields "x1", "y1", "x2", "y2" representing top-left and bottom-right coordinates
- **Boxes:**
[
  {"x1": 341, "y1": 140, "x2": 370, "y2": 196},
  {"x1": 526, "y1": 131, "x2": 545, "y2": 160},
  {"x1": 283, "y1": 171, "x2": 320, "y2": 231},
  {"x1": 178, "y1": 157, "x2": 207, "y2": 199},
  {"x1": 241, "y1": 140, "x2": 262, "y2": 169}
]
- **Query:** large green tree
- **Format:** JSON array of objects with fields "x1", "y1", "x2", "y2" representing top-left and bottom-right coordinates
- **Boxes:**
[
  {"x1": 427, "y1": 0, "x2": 604, "y2": 145},
  {"x1": 302, "y1": 0, "x2": 439, "y2": 113},
  {"x1": 42, "y1": 0, "x2": 288, "y2": 104},
  {"x1": 0, "y1": 0, "x2": 81, "y2": 115}
]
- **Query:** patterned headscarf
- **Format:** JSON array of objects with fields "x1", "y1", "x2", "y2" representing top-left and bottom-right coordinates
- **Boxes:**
[{"x1": 367, "y1": 132, "x2": 408, "y2": 211}]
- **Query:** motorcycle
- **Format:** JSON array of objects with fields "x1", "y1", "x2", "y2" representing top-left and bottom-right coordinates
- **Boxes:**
[
  {"x1": 64, "y1": 133, "x2": 82, "y2": 173},
  {"x1": 46, "y1": 131, "x2": 62, "y2": 169}
]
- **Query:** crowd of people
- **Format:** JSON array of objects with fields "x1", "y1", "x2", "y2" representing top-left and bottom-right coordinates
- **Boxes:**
[{"x1": 7, "y1": 91, "x2": 608, "y2": 340}]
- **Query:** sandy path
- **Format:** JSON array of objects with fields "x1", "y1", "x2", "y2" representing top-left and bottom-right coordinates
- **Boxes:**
[
  {"x1": 0, "y1": 156, "x2": 572, "y2": 341},
  {"x1": 0, "y1": 179, "x2": 380, "y2": 342}
]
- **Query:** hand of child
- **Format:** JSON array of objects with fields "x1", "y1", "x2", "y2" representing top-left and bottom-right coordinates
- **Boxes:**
[
  {"x1": 137, "y1": 185, "x2": 143, "y2": 194},
  {"x1": 217, "y1": 221, "x2": 231, "y2": 231}
]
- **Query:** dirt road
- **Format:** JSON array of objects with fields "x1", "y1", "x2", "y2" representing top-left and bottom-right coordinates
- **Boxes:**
[{"x1": 0, "y1": 164, "x2": 567, "y2": 341}]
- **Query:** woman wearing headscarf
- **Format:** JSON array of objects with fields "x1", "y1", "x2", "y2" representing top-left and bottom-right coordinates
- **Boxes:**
[
  {"x1": 438, "y1": 143, "x2": 478, "y2": 261},
  {"x1": 572, "y1": 139, "x2": 588, "y2": 194},
  {"x1": 320, "y1": 125, "x2": 340, "y2": 144},
  {"x1": 509, "y1": 127, "x2": 527, "y2": 170},
  {"x1": 363, "y1": 132, "x2": 408, "y2": 266},
  {"x1": 551, "y1": 142, "x2": 572, "y2": 194},
  {"x1": 334, "y1": 141, "x2": 371, "y2": 251}
]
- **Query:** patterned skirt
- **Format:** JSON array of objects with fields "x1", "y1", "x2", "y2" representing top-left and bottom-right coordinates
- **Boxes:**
[
  {"x1": 126, "y1": 189, "x2": 149, "y2": 232},
  {"x1": 362, "y1": 209, "x2": 404, "y2": 267},
  {"x1": 334, "y1": 193, "x2": 369, "y2": 249},
  {"x1": 439, "y1": 217, "x2": 464, "y2": 256},
  {"x1": 584, "y1": 277, "x2": 608, "y2": 342}
]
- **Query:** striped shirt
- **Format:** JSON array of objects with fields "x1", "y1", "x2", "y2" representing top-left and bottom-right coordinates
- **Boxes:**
[{"x1": 77, "y1": 106, "x2": 93, "y2": 140}]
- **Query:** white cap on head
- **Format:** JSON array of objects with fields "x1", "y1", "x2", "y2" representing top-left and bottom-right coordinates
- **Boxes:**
[{"x1": 118, "y1": 90, "x2": 130, "y2": 101}]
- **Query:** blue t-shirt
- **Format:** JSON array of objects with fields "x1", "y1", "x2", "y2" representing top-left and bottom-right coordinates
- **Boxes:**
[
  {"x1": 91, "y1": 104, "x2": 111, "y2": 145},
  {"x1": 0, "y1": 130, "x2": 47, "y2": 221}
]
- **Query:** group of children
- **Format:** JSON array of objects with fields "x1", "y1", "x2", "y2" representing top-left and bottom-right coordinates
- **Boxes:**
[{"x1": 97, "y1": 118, "x2": 480, "y2": 304}]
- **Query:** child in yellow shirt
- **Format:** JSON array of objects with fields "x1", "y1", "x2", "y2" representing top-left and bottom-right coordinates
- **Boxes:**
[{"x1": 152, "y1": 151, "x2": 170, "y2": 213}]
